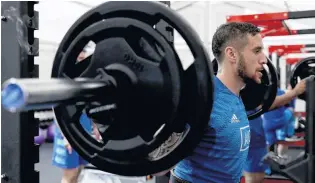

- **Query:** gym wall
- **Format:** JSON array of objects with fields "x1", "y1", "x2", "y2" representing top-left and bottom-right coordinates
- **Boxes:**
[{"x1": 35, "y1": 1, "x2": 103, "y2": 79}]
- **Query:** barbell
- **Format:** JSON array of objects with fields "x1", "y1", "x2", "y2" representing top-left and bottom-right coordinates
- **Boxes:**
[{"x1": 2, "y1": 1, "x2": 306, "y2": 176}]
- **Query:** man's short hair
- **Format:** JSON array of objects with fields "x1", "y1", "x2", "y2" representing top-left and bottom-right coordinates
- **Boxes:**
[{"x1": 212, "y1": 22, "x2": 260, "y2": 63}]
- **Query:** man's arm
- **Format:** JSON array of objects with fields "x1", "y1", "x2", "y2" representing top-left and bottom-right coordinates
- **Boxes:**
[
  {"x1": 269, "y1": 76, "x2": 309, "y2": 110},
  {"x1": 92, "y1": 122, "x2": 101, "y2": 140},
  {"x1": 269, "y1": 90, "x2": 297, "y2": 110}
]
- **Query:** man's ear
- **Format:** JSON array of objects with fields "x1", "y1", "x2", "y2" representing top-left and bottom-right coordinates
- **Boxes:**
[{"x1": 225, "y1": 46, "x2": 237, "y2": 63}]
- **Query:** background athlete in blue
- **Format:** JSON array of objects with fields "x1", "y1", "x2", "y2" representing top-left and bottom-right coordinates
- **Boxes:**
[
  {"x1": 52, "y1": 112, "x2": 100, "y2": 183},
  {"x1": 263, "y1": 88, "x2": 293, "y2": 146},
  {"x1": 52, "y1": 113, "x2": 91, "y2": 183},
  {"x1": 52, "y1": 50, "x2": 101, "y2": 183},
  {"x1": 263, "y1": 88, "x2": 299, "y2": 157},
  {"x1": 173, "y1": 22, "x2": 267, "y2": 183},
  {"x1": 244, "y1": 86, "x2": 304, "y2": 183}
]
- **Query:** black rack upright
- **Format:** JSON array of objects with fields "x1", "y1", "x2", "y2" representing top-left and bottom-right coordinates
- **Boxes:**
[
  {"x1": 306, "y1": 79, "x2": 315, "y2": 183},
  {"x1": 1, "y1": 1, "x2": 39, "y2": 183}
]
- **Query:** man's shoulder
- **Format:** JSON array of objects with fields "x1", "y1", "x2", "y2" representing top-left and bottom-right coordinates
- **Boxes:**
[
  {"x1": 213, "y1": 89, "x2": 236, "y2": 110},
  {"x1": 212, "y1": 94, "x2": 232, "y2": 112},
  {"x1": 211, "y1": 95, "x2": 234, "y2": 123}
]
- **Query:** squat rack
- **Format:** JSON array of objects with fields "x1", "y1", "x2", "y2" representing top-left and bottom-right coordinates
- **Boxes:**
[
  {"x1": 226, "y1": 10, "x2": 315, "y2": 37},
  {"x1": 269, "y1": 44, "x2": 315, "y2": 89}
]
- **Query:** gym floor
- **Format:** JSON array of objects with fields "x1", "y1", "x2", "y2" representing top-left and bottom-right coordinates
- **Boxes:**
[
  {"x1": 37, "y1": 142, "x2": 304, "y2": 183},
  {"x1": 36, "y1": 143, "x2": 62, "y2": 183},
  {"x1": 36, "y1": 143, "x2": 159, "y2": 183}
]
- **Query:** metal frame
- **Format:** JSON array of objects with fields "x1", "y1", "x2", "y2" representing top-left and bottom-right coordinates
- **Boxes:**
[
  {"x1": 306, "y1": 79, "x2": 315, "y2": 183},
  {"x1": 268, "y1": 44, "x2": 313, "y2": 89},
  {"x1": 227, "y1": 10, "x2": 315, "y2": 37},
  {"x1": 269, "y1": 45, "x2": 306, "y2": 56},
  {"x1": 268, "y1": 44, "x2": 315, "y2": 64},
  {"x1": 306, "y1": 44, "x2": 315, "y2": 48},
  {"x1": 1, "y1": 1, "x2": 39, "y2": 183},
  {"x1": 286, "y1": 58, "x2": 302, "y2": 65},
  {"x1": 296, "y1": 29, "x2": 315, "y2": 35},
  {"x1": 288, "y1": 10, "x2": 315, "y2": 19},
  {"x1": 267, "y1": 44, "x2": 315, "y2": 91}
]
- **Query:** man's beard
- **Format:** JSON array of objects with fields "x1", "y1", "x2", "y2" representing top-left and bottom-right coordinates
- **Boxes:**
[{"x1": 237, "y1": 54, "x2": 251, "y2": 84}]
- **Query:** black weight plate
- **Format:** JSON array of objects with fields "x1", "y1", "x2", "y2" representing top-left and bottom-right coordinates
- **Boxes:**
[
  {"x1": 290, "y1": 57, "x2": 315, "y2": 100},
  {"x1": 211, "y1": 57, "x2": 278, "y2": 120},
  {"x1": 52, "y1": 1, "x2": 214, "y2": 176},
  {"x1": 57, "y1": 17, "x2": 182, "y2": 160},
  {"x1": 212, "y1": 58, "x2": 218, "y2": 75}
]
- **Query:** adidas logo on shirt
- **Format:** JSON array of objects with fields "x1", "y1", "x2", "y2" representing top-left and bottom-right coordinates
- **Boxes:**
[{"x1": 231, "y1": 114, "x2": 240, "y2": 123}]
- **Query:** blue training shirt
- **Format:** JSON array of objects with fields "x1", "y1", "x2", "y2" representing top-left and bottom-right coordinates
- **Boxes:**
[
  {"x1": 248, "y1": 115, "x2": 265, "y2": 148},
  {"x1": 288, "y1": 97, "x2": 296, "y2": 109},
  {"x1": 174, "y1": 76, "x2": 250, "y2": 183},
  {"x1": 55, "y1": 113, "x2": 93, "y2": 138}
]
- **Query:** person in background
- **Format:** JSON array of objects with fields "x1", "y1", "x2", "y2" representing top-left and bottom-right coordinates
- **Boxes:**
[
  {"x1": 271, "y1": 85, "x2": 302, "y2": 159},
  {"x1": 244, "y1": 86, "x2": 304, "y2": 183},
  {"x1": 52, "y1": 50, "x2": 100, "y2": 183}
]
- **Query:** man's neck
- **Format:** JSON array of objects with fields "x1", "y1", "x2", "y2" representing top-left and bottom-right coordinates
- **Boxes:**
[{"x1": 217, "y1": 70, "x2": 245, "y2": 97}]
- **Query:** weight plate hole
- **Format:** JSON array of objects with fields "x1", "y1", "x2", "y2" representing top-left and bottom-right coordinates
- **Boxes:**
[
  {"x1": 308, "y1": 63, "x2": 315, "y2": 67},
  {"x1": 173, "y1": 29, "x2": 194, "y2": 71}
]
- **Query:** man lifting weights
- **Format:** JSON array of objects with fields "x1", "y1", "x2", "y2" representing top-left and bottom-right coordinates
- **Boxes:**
[
  {"x1": 170, "y1": 22, "x2": 267, "y2": 183},
  {"x1": 169, "y1": 22, "x2": 307, "y2": 183}
]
